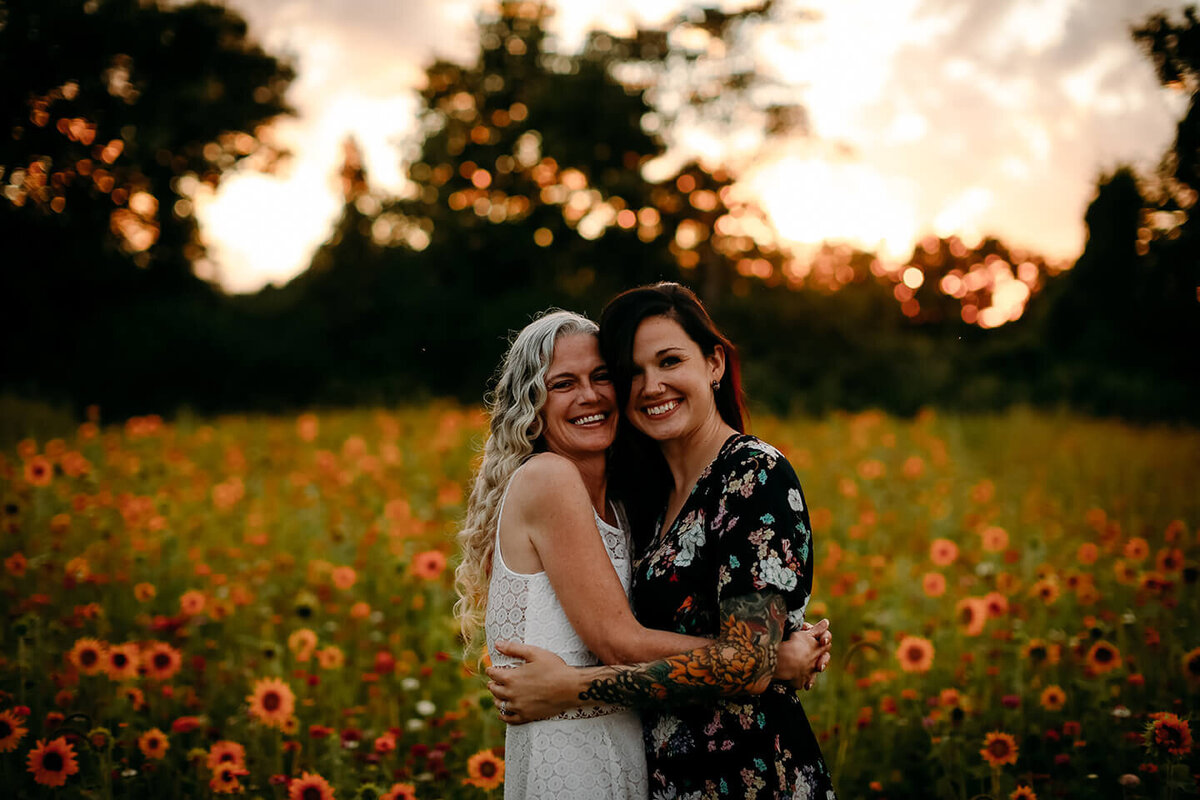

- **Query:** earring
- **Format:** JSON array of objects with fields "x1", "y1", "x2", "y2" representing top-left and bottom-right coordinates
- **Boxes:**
[{"x1": 710, "y1": 379, "x2": 720, "y2": 392}]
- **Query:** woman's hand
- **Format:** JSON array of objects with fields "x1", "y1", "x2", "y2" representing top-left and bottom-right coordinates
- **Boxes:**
[
  {"x1": 486, "y1": 641, "x2": 588, "y2": 725},
  {"x1": 774, "y1": 618, "x2": 832, "y2": 691}
]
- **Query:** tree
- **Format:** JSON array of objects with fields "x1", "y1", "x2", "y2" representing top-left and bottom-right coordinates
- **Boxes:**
[{"x1": 0, "y1": 0, "x2": 294, "y2": 412}]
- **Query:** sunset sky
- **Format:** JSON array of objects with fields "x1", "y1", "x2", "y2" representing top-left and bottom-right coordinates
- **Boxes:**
[{"x1": 191, "y1": 0, "x2": 1189, "y2": 293}]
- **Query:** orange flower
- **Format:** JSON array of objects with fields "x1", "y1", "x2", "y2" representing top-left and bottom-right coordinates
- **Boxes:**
[
  {"x1": 1123, "y1": 537, "x2": 1149, "y2": 561},
  {"x1": 4, "y1": 552, "x2": 26, "y2": 577},
  {"x1": 296, "y1": 413, "x2": 319, "y2": 442},
  {"x1": 68, "y1": 637, "x2": 107, "y2": 676},
  {"x1": 288, "y1": 628, "x2": 318, "y2": 660},
  {"x1": 134, "y1": 582, "x2": 157, "y2": 602},
  {"x1": 1150, "y1": 713, "x2": 1193, "y2": 756},
  {"x1": 24, "y1": 456, "x2": 54, "y2": 487},
  {"x1": 316, "y1": 646, "x2": 345, "y2": 670},
  {"x1": 1183, "y1": 647, "x2": 1200, "y2": 684},
  {"x1": 983, "y1": 592, "x2": 1008, "y2": 618},
  {"x1": 248, "y1": 677, "x2": 295, "y2": 728},
  {"x1": 930, "y1": 538, "x2": 958, "y2": 566},
  {"x1": 374, "y1": 731, "x2": 397, "y2": 754},
  {"x1": 955, "y1": 597, "x2": 988, "y2": 636},
  {"x1": 104, "y1": 643, "x2": 140, "y2": 681},
  {"x1": 1085, "y1": 641, "x2": 1121, "y2": 675},
  {"x1": 180, "y1": 590, "x2": 206, "y2": 616},
  {"x1": 922, "y1": 572, "x2": 946, "y2": 598},
  {"x1": 463, "y1": 748, "x2": 505, "y2": 790},
  {"x1": 1028, "y1": 578, "x2": 1059, "y2": 605},
  {"x1": 1039, "y1": 685, "x2": 1066, "y2": 711},
  {"x1": 138, "y1": 728, "x2": 169, "y2": 759},
  {"x1": 411, "y1": 550, "x2": 448, "y2": 580},
  {"x1": 350, "y1": 601, "x2": 371, "y2": 620},
  {"x1": 1156, "y1": 548, "x2": 1184, "y2": 573},
  {"x1": 896, "y1": 636, "x2": 934, "y2": 673},
  {"x1": 210, "y1": 763, "x2": 248, "y2": 794},
  {"x1": 288, "y1": 771, "x2": 335, "y2": 800},
  {"x1": 0, "y1": 708, "x2": 28, "y2": 752},
  {"x1": 207, "y1": 740, "x2": 247, "y2": 771},
  {"x1": 980, "y1": 526, "x2": 1008, "y2": 552},
  {"x1": 980, "y1": 731, "x2": 1019, "y2": 768},
  {"x1": 143, "y1": 642, "x2": 183, "y2": 681},
  {"x1": 382, "y1": 783, "x2": 418, "y2": 800},
  {"x1": 1020, "y1": 639, "x2": 1059, "y2": 666},
  {"x1": 1010, "y1": 786, "x2": 1037, "y2": 800},
  {"x1": 121, "y1": 686, "x2": 147, "y2": 710},
  {"x1": 27, "y1": 737, "x2": 80, "y2": 787},
  {"x1": 331, "y1": 565, "x2": 356, "y2": 590},
  {"x1": 1076, "y1": 542, "x2": 1098, "y2": 565}
]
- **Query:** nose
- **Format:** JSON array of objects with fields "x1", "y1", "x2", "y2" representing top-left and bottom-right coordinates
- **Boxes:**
[
  {"x1": 579, "y1": 379, "x2": 601, "y2": 402},
  {"x1": 639, "y1": 368, "x2": 664, "y2": 397}
]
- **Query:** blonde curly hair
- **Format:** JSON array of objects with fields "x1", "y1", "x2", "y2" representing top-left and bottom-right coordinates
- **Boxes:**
[{"x1": 454, "y1": 310, "x2": 600, "y2": 665}]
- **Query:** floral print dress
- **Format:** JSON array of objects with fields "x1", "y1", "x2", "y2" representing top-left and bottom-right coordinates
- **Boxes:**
[{"x1": 633, "y1": 434, "x2": 836, "y2": 800}]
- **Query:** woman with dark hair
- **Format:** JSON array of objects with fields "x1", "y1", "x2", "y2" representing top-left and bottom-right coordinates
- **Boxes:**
[{"x1": 489, "y1": 284, "x2": 837, "y2": 799}]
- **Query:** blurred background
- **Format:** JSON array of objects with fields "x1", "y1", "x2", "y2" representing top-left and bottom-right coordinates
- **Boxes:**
[{"x1": 2, "y1": 0, "x2": 1198, "y2": 423}]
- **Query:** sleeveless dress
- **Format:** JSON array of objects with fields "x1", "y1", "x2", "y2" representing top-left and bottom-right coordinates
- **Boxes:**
[{"x1": 485, "y1": 472, "x2": 649, "y2": 800}]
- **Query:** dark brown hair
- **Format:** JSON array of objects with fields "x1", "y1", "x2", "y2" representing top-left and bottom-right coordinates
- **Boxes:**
[{"x1": 599, "y1": 283, "x2": 748, "y2": 544}]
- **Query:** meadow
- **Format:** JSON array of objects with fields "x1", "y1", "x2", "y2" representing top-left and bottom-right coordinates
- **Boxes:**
[{"x1": 0, "y1": 404, "x2": 1196, "y2": 799}]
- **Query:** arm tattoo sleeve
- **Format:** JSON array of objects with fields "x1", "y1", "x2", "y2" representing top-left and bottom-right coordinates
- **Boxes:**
[{"x1": 579, "y1": 593, "x2": 787, "y2": 708}]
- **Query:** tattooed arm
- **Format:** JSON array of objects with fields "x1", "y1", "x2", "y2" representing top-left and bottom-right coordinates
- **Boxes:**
[{"x1": 488, "y1": 592, "x2": 788, "y2": 721}]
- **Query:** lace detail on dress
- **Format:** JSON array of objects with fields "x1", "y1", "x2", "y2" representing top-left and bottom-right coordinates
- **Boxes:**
[{"x1": 484, "y1": 468, "x2": 646, "y2": 800}]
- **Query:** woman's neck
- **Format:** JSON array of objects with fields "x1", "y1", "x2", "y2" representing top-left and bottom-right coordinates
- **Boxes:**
[{"x1": 659, "y1": 414, "x2": 738, "y2": 499}]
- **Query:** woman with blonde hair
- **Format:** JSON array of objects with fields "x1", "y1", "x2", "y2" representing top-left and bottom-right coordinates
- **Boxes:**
[{"x1": 456, "y1": 309, "x2": 830, "y2": 799}]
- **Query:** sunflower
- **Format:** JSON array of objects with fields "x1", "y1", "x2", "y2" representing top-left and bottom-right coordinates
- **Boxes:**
[
  {"x1": 210, "y1": 764, "x2": 247, "y2": 794},
  {"x1": 980, "y1": 731, "x2": 1019, "y2": 768},
  {"x1": 1021, "y1": 638, "x2": 1061, "y2": 666},
  {"x1": 1149, "y1": 713, "x2": 1193, "y2": 757},
  {"x1": 1028, "y1": 577, "x2": 1060, "y2": 605},
  {"x1": 922, "y1": 572, "x2": 946, "y2": 598},
  {"x1": 381, "y1": 783, "x2": 417, "y2": 800},
  {"x1": 0, "y1": 708, "x2": 28, "y2": 752},
  {"x1": 462, "y1": 748, "x2": 505, "y2": 790},
  {"x1": 122, "y1": 686, "x2": 147, "y2": 711},
  {"x1": 134, "y1": 582, "x2": 157, "y2": 602},
  {"x1": 1039, "y1": 685, "x2": 1066, "y2": 712},
  {"x1": 1085, "y1": 640, "x2": 1121, "y2": 675},
  {"x1": 929, "y1": 538, "x2": 958, "y2": 566},
  {"x1": 138, "y1": 728, "x2": 169, "y2": 759},
  {"x1": 24, "y1": 455, "x2": 54, "y2": 487},
  {"x1": 68, "y1": 637, "x2": 108, "y2": 676},
  {"x1": 1183, "y1": 647, "x2": 1200, "y2": 683},
  {"x1": 1156, "y1": 548, "x2": 1184, "y2": 573},
  {"x1": 1010, "y1": 786, "x2": 1037, "y2": 800},
  {"x1": 895, "y1": 636, "x2": 935, "y2": 673},
  {"x1": 1076, "y1": 542, "x2": 1098, "y2": 565},
  {"x1": 207, "y1": 740, "x2": 247, "y2": 771},
  {"x1": 27, "y1": 737, "x2": 80, "y2": 787},
  {"x1": 411, "y1": 550, "x2": 448, "y2": 580},
  {"x1": 104, "y1": 643, "x2": 140, "y2": 681},
  {"x1": 143, "y1": 641, "x2": 183, "y2": 681},
  {"x1": 248, "y1": 677, "x2": 295, "y2": 728},
  {"x1": 288, "y1": 771, "x2": 336, "y2": 800}
]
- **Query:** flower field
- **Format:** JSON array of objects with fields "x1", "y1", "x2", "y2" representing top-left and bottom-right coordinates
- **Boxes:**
[{"x1": 0, "y1": 404, "x2": 1197, "y2": 799}]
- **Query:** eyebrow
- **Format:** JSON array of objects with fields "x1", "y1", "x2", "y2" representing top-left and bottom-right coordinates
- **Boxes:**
[{"x1": 654, "y1": 347, "x2": 685, "y2": 357}]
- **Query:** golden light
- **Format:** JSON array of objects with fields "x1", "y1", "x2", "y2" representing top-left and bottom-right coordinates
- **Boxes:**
[
  {"x1": 616, "y1": 209, "x2": 636, "y2": 229},
  {"x1": 533, "y1": 227, "x2": 553, "y2": 247},
  {"x1": 902, "y1": 266, "x2": 924, "y2": 289}
]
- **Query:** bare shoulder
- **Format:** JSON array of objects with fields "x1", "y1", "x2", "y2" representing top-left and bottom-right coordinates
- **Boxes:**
[{"x1": 505, "y1": 453, "x2": 589, "y2": 516}]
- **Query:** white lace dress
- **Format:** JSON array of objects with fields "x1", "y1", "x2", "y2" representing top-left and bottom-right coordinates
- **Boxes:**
[{"x1": 485, "y1": 478, "x2": 648, "y2": 799}]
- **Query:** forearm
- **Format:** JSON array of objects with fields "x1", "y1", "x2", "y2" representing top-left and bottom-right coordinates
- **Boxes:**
[
  {"x1": 605, "y1": 627, "x2": 709, "y2": 665},
  {"x1": 577, "y1": 593, "x2": 786, "y2": 709}
]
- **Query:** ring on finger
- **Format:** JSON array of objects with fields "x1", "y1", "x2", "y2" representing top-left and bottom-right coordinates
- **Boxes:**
[{"x1": 499, "y1": 701, "x2": 508, "y2": 715}]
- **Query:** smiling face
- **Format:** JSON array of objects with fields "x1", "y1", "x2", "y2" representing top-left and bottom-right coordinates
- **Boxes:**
[
  {"x1": 538, "y1": 333, "x2": 618, "y2": 459},
  {"x1": 626, "y1": 315, "x2": 725, "y2": 442}
]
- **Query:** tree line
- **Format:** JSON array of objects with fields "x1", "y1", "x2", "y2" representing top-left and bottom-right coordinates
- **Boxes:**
[{"x1": 1, "y1": 0, "x2": 1197, "y2": 422}]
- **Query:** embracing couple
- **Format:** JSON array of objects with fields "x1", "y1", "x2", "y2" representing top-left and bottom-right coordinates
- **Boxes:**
[{"x1": 455, "y1": 283, "x2": 837, "y2": 800}]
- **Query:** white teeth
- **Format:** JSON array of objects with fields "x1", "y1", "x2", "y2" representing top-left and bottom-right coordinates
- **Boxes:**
[
  {"x1": 645, "y1": 400, "x2": 679, "y2": 416},
  {"x1": 572, "y1": 413, "x2": 606, "y2": 425}
]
